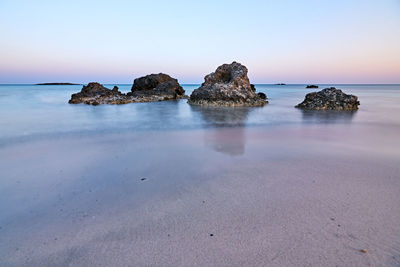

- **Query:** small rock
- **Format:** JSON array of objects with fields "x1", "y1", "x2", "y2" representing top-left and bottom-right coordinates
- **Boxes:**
[
  {"x1": 306, "y1": 85, "x2": 319, "y2": 88},
  {"x1": 210, "y1": 234, "x2": 214, "y2": 237},
  {"x1": 257, "y1": 92, "x2": 267, "y2": 100},
  {"x1": 296, "y1": 87, "x2": 360, "y2": 111},
  {"x1": 140, "y1": 177, "x2": 147, "y2": 181},
  {"x1": 69, "y1": 82, "x2": 123, "y2": 105}
]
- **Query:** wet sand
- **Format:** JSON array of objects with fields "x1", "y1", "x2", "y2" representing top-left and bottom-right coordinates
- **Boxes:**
[{"x1": 1, "y1": 123, "x2": 400, "y2": 266}]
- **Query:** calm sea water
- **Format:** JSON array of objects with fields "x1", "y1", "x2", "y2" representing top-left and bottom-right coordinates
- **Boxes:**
[
  {"x1": 0, "y1": 84, "x2": 399, "y2": 144},
  {"x1": 1, "y1": 84, "x2": 400, "y2": 266}
]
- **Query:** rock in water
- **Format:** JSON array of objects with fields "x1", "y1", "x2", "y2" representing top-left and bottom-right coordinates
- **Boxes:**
[
  {"x1": 128, "y1": 73, "x2": 186, "y2": 100},
  {"x1": 188, "y1": 62, "x2": 267, "y2": 107},
  {"x1": 257, "y1": 92, "x2": 267, "y2": 100},
  {"x1": 69, "y1": 82, "x2": 129, "y2": 105},
  {"x1": 69, "y1": 74, "x2": 187, "y2": 105},
  {"x1": 296, "y1": 87, "x2": 360, "y2": 110},
  {"x1": 306, "y1": 85, "x2": 318, "y2": 88}
]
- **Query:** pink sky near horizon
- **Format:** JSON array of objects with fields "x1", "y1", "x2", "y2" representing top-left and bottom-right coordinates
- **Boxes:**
[{"x1": 0, "y1": 0, "x2": 399, "y2": 84}]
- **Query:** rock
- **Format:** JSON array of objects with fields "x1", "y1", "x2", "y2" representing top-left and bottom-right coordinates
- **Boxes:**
[
  {"x1": 128, "y1": 73, "x2": 186, "y2": 100},
  {"x1": 295, "y1": 87, "x2": 359, "y2": 111},
  {"x1": 188, "y1": 62, "x2": 267, "y2": 107},
  {"x1": 69, "y1": 82, "x2": 128, "y2": 105},
  {"x1": 69, "y1": 74, "x2": 187, "y2": 105},
  {"x1": 257, "y1": 92, "x2": 267, "y2": 100},
  {"x1": 306, "y1": 85, "x2": 318, "y2": 88},
  {"x1": 275, "y1": 83, "x2": 286, "y2": 85}
]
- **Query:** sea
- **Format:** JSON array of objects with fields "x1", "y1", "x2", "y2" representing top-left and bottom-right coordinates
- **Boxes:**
[
  {"x1": 1, "y1": 84, "x2": 400, "y2": 266},
  {"x1": 1, "y1": 84, "x2": 399, "y2": 144}
]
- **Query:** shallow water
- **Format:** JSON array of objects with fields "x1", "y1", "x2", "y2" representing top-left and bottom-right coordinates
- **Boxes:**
[
  {"x1": 0, "y1": 84, "x2": 400, "y2": 266},
  {"x1": 1, "y1": 84, "x2": 400, "y2": 144}
]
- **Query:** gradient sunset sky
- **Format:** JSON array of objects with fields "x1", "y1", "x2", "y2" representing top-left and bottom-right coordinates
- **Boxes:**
[{"x1": 0, "y1": 0, "x2": 399, "y2": 84}]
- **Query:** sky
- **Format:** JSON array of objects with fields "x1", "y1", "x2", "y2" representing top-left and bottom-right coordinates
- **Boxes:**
[{"x1": 0, "y1": 0, "x2": 399, "y2": 84}]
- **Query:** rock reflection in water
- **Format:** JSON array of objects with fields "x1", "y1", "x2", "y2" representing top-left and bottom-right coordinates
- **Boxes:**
[
  {"x1": 191, "y1": 106, "x2": 251, "y2": 156},
  {"x1": 300, "y1": 109, "x2": 357, "y2": 124}
]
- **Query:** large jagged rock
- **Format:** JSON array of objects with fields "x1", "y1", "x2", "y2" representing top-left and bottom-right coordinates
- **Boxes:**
[
  {"x1": 69, "y1": 74, "x2": 187, "y2": 105},
  {"x1": 188, "y1": 62, "x2": 267, "y2": 107},
  {"x1": 128, "y1": 73, "x2": 186, "y2": 100},
  {"x1": 295, "y1": 87, "x2": 360, "y2": 110}
]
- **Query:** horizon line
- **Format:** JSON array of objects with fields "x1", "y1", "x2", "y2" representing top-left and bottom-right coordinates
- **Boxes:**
[{"x1": 1, "y1": 83, "x2": 400, "y2": 85}]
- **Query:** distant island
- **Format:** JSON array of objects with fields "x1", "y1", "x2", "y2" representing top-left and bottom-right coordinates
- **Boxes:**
[
  {"x1": 36, "y1": 83, "x2": 80, "y2": 85},
  {"x1": 274, "y1": 83, "x2": 286, "y2": 85}
]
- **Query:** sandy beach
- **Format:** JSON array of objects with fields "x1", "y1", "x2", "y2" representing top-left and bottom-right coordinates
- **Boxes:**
[
  {"x1": 2, "y1": 0, "x2": 400, "y2": 265},
  {"x1": 1, "y1": 121, "x2": 399, "y2": 266}
]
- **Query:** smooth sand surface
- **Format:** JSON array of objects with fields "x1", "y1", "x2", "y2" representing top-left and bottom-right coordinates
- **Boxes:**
[{"x1": 1, "y1": 123, "x2": 400, "y2": 266}]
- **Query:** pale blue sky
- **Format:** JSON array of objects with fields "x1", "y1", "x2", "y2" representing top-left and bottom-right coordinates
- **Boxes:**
[{"x1": 0, "y1": 0, "x2": 399, "y2": 83}]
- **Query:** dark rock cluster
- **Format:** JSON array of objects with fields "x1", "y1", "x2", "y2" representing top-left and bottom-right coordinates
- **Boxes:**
[
  {"x1": 296, "y1": 87, "x2": 360, "y2": 111},
  {"x1": 127, "y1": 73, "x2": 186, "y2": 100},
  {"x1": 69, "y1": 83, "x2": 128, "y2": 105},
  {"x1": 188, "y1": 62, "x2": 267, "y2": 107},
  {"x1": 68, "y1": 64, "x2": 360, "y2": 112},
  {"x1": 69, "y1": 74, "x2": 187, "y2": 105}
]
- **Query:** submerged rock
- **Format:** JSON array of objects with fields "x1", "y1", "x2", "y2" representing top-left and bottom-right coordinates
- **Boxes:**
[
  {"x1": 295, "y1": 87, "x2": 360, "y2": 110},
  {"x1": 69, "y1": 74, "x2": 187, "y2": 105},
  {"x1": 306, "y1": 85, "x2": 319, "y2": 88},
  {"x1": 188, "y1": 62, "x2": 267, "y2": 107},
  {"x1": 128, "y1": 73, "x2": 186, "y2": 100}
]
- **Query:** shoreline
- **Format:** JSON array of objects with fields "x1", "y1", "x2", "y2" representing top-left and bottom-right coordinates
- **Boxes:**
[{"x1": 1, "y1": 124, "x2": 399, "y2": 266}]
